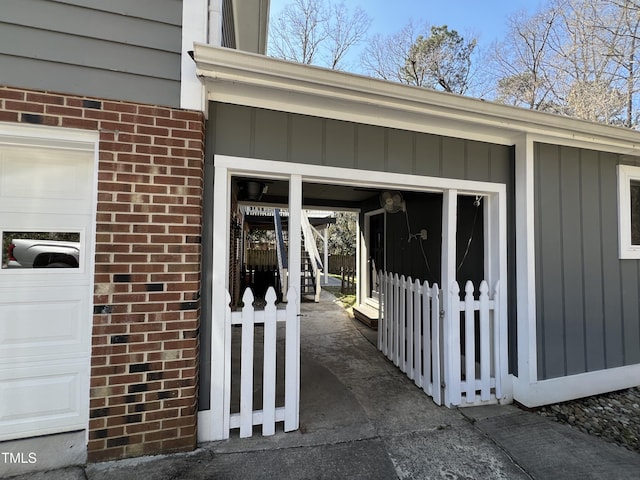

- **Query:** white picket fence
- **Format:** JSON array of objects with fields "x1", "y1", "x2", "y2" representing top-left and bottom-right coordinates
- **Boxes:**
[
  {"x1": 225, "y1": 286, "x2": 299, "y2": 438},
  {"x1": 377, "y1": 271, "x2": 504, "y2": 407}
]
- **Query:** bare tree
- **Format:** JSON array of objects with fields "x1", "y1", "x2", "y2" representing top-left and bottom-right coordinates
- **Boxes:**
[
  {"x1": 269, "y1": 0, "x2": 328, "y2": 64},
  {"x1": 594, "y1": 0, "x2": 640, "y2": 127},
  {"x1": 490, "y1": 0, "x2": 640, "y2": 127},
  {"x1": 268, "y1": 0, "x2": 371, "y2": 70},
  {"x1": 491, "y1": 7, "x2": 560, "y2": 110},
  {"x1": 548, "y1": 0, "x2": 626, "y2": 123},
  {"x1": 361, "y1": 22, "x2": 425, "y2": 83},
  {"x1": 324, "y1": 2, "x2": 371, "y2": 69}
]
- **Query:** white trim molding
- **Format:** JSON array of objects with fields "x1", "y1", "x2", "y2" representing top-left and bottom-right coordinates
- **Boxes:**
[
  {"x1": 617, "y1": 164, "x2": 640, "y2": 259},
  {"x1": 194, "y1": 44, "x2": 640, "y2": 157},
  {"x1": 515, "y1": 363, "x2": 640, "y2": 407},
  {"x1": 214, "y1": 155, "x2": 507, "y2": 196}
]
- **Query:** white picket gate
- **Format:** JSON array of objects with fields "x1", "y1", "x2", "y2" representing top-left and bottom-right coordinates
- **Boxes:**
[
  {"x1": 224, "y1": 286, "x2": 299, "y2": 438},
  {"x1": 377, "y1": 271, "x2": 505, "y2": 407},
  {"x1": 378, "y1": 272, "x2": 443, "y2": 404},
  {"x1": 446, "y1": 280, "x2": 502, "y2": 406}
]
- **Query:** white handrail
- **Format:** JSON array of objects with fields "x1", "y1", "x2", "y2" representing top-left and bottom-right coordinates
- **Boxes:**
[{"x1": 274, "y1": 209, "x2": 288, "y2": 301}]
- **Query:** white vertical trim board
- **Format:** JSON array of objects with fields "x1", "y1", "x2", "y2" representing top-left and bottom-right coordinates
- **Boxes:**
[
  {"x1": 181, "y1": 0, "x2": 209, "y2": 111},
  {"x1": 209, "y1": 165, "x2": 231, "y2": 440}
]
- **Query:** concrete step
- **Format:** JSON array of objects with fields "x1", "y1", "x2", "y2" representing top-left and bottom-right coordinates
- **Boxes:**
[{"x1": 353, "y1": 303, "x2": 379, "y2": 330}]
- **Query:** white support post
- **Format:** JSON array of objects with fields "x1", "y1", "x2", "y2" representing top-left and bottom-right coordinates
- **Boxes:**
[
  {"x1": 441, "y1": 189, "x2": 458, "y2": 407},
  {"x1": 355, "y1": 213, "x2": 362, "y2": 307},
  {"x1": 514, "y1": 135, "x2": 537, "y2": 401},
  {"x1": 285, "y1": 174, "x2": 302, "y2": 431},
  {"x1": 484, "y1": 185, "x2": 511, "y2": 403},
  {"x1": 323, "y1": 226, "x2": 329, "y2": 286},
  {"x1": 210, "y1": 165, "x2": 230, "y2": 440}
]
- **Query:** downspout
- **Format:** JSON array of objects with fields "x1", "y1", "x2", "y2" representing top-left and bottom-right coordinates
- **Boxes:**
[{"x1": 208, "y1": 0, "x2": 223, "y2": 46}]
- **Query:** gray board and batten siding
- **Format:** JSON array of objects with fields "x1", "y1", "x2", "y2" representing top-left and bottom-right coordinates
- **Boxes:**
[
  {"x1": 212, "y1": 103, "x2": 514, "y2": 183},
  {"x1": 0, "y1": 0, "x2": 183, "y2": 107},
  {"x1": 535, "y1": 142, "x2": 640, "y2": 381}
]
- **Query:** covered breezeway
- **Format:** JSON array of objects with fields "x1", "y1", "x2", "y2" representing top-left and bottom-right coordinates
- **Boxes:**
[{"x1": 197, "y1": 155, "x2": 509, "y2": 442}]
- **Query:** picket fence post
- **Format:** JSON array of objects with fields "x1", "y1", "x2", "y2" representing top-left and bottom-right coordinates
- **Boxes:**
[{"x1": 262, "y1": 288, "x2": 278, "y2": 436}]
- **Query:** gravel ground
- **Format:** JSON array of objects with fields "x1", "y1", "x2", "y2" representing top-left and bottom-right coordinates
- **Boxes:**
[{"x1": 538, "y1": 386, "x2": 640, "y2": 454}]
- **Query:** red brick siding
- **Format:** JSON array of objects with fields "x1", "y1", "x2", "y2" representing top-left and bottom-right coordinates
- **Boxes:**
[{"x1": 0, "y1": 86, "x2": 205, "y2": 462}]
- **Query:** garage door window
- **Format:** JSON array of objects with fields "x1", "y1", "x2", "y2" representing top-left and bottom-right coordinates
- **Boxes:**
[{"x1": 2, "y1": 231, "x2": 81, "y2": 269}]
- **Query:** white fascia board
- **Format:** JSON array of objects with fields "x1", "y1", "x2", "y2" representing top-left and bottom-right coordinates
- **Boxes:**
[
  {"x1": 194, "y1": 45, "x2": 640, "y2": 155},
  {"x1": 513, "y1": 363, "x2": 640, "y2": 407},
  {"x1": 181, "y1": 0, "x2": 209, "y2": 111}
]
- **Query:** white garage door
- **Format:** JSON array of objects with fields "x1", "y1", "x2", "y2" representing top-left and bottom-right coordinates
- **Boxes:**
[{"x1": 0, "y1": 124, "x2": 97, "y2": 441}]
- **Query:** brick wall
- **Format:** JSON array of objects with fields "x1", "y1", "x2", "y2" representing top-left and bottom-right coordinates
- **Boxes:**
[{"x1": 0, "y1": 86, "x2": 205, "y2": 462}]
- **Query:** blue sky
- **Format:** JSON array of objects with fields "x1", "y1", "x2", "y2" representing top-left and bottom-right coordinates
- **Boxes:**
[{"x1": 269, "y1": 0, "x2": 541, "y2": 45}]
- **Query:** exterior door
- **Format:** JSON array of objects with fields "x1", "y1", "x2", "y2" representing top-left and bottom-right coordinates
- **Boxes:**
[
  {"x1": 368, "y1": 211, "x2": 385, "y2": 299},
  {"x1": 0, "y1": 125, "x2": 97, "y2": 441}
]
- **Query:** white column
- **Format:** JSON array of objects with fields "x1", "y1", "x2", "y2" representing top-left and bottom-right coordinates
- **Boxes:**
[
  {"x1": 285, "y1": 174, "x2": 302, "y2": 431},
  {"x1": 441, "y1": 189, "x2": 458, "y2": 407},
  {"x1": 209, "y1": 164, "x2": 230, "y2": 440},
  {"x1": 484, "y1": 186, "x2": 511, "y2": 403},
  {"x1": 323, "y1": 226, "x2": 329, "y2": 285},
  {"x1": 514, "y1": 134, "x2": 538, "y2": 402},
  {"x1": 288, "y1": 176, "x2": 302, "y2": 310}
]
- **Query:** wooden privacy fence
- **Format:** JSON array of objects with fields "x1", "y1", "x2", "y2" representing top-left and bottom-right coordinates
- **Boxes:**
[
  {"x1": 225, "y1": 286, "x2": 299, "y2": 438},
  {"x1": 241, "y1": 265, "x2": 281, "y2": 301},
  {"x1": 377, "y1": 271, "x2": 504, "y2": 407},
  {"x1": 328, "y1": 254, "x2": 355, "y2": 274},
  {"x1": 246, "y1": 249, "x2": 277, "y2": 267},
  {"x1": 340, "y1": 267, "x2": 356, "y2": 294}
]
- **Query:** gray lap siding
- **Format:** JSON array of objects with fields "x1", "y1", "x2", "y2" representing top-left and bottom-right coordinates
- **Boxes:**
[{"x1": 0, "y1": 0, "x2": 182, "y2": 107}]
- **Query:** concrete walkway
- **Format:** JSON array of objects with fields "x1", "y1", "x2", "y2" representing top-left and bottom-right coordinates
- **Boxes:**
[{"x1": 7, "y1": 290, "x2": 640, "y2": 479}]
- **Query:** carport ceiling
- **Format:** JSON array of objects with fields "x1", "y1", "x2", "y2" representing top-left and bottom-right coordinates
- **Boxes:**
[{"x1": 234, "y1": 177, "x2": 380, "y2": 208}]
